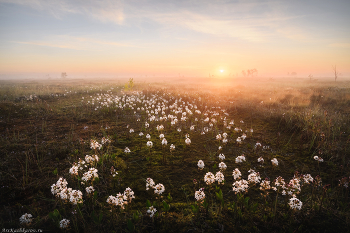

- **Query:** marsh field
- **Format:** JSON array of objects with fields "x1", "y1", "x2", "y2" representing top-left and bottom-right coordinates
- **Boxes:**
[{"x1": 0, "y1": 76, "x2": 350, "y2": 232}]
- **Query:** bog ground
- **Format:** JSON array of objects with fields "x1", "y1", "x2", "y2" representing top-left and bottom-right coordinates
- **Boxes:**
[{"x1": 0, "y1": 77, "x2": 349, "y2": 232}]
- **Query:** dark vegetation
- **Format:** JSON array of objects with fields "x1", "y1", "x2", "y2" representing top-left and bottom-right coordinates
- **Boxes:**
[{"x1": 0, "y1": 77, "x2": 349, "y2": 232}]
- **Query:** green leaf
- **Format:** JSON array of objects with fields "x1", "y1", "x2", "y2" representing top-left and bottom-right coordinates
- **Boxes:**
[
  {"x1": 52, "y1": 168, "x2": 57, "y2": 175},
  {"x1": 127, "y1": 219, "x2": 134, "y2": 232},
  {"x1": 93, "y1": 190, "x2": 98, "y2": 199},
  {"x1": 146, "y1": 200, "x2": 151, "y2": 208}
]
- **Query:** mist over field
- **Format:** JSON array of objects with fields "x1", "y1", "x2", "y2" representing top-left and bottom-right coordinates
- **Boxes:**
[{"x1": 1, "y1": 0, "x2": 350, "y2": 232}]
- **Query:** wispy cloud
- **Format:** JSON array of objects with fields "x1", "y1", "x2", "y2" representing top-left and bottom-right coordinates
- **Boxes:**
[
  {"x1": 12, "y1": 35, "x2": 141, "y2": 50},
  {"x1": 0, "y1": 0, "x2": 124, "y2": 24}
]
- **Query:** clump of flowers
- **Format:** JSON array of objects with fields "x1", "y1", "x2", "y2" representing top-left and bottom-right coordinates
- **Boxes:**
[
  {"x1": 260, "y1": 178, "x2": 271, "y2": 196},
  {"x1": 248, "y1": 170, "x2": 261, "y2": 184},
  {"x1": 195, "y1": 188, "x2": 205, "y2": 203},
  {"x1": 232, "y1": 168, "x2": 242, "y2": 180},
  {"x1": 19, "y1": 213, "x2": 33, "y2": 226},
  {"x1": 154, "y1": 183, "x2": 165, "y2": 195},
  {"x1": 81, "y1": 168, "x2": 99, "y2": 184},
  {"x1": 271, "y1": 158, "x2": 278, "y2": 166},
  {"x1": 124, "y1": 187, "x2": 135, "y2": 203},
  {"x1": 204, "y1": 172, "x2": 215, "y2": 185},
  {"x1": 124, "y1": 147, "x2": 131, "y2": 153},
  {"x1": 147, "y1": 141, "x2": 153, "y2": 148},
  {"x1": 303, "y1": 174, "x2": 314, "y2": 184},
  {"x1": 147, "y1": 206, "x2": 157, "y2": 217},
  {"x1": 218, "y1": 162, "x2": 227, "y2": 171},
  {"x1": 215, "y1": 171, "x2": 225, "y2": 184},
  {"x1": 313, "y1": 156, "x2": 324, "y2": 162},
  {"x1": 232, "y1": 179, "x2": 249, "y2": 194},
  {"x1": 197, "y1": 160, "x2": 205, "y2": 170},
  {"x1": 86, "y1": 186, "x2": 95, "y2": 194},
  {"x1": 59, "y1": 219, "x2": 70, "y2": 229},
  {"x1": 146, "y1": 178, "x2": 155, "y2": 190},
  {"x1": 90, "y1": 139, "x2": 102, "y2": 150},
  {"x1": 85, "y1": 154, "x2": 99, "y2": 165},
  {"x1": 235, "y1": 155, "x2": 246, "y2": 163},
  {"x1": 288, "y1": 197, "x2": 302, "y2": 210}
]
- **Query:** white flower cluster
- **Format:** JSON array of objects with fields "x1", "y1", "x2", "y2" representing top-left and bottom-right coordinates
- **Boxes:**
[
  {"x1": 90, "y1": 139, "x2": 102, "y2": 150},
  {"x1": 247, "y1": 170, "x2": 261, "y2": 184},
  {"x1": 86, "y1": 186, "x2": 95, "y2": 194},
  {"x1": 195, "y1": 188, "x2": 205, "y2": 203},
  {"x1": 85, "y1": 154, "x2": 99, "y2": 165},
  {"x1": 147, "y1": 206, "x2": 157, "y2": 217},
  {"x1": 259, "y1": 179, "x2": 271, "y2": 192},
  {"x1": 124, "y1": 147, "x2": 131, "y2": 153},
  {"x1": 146, "y1": 178, "x2": 155, "y2": 191},
  {"x1": 313, "y1": 156, "x2": 324, "y2": 162},
  {"x1": 232, "y1": 168, "x2": 242, "y2": 180},
  {"x1": 271, "y1": 158, "x2": 278, "y2": 166},
  {"x1": 19, "y1": 213, "x2": 33, "y2": 225},
  {"x1": 101, "y1": 136, "x2": 111, "y2": 145},
  {"x1": 204, "y1": 172, "x2": 215, "y2": 185},
  {"x1": 235, "y1": 155, "x2": 246, "y2": 163},
  {"x1": 215, "y1": 171, "x2": 225, "y2": 184},
  {"x1": 197, "y1": 160, "x2": 205, "y2": 170},
  {"x1": 154, "y1": 183, "x2": 165, "y2": 195},
  {"x1": 288, "y1": 197, "x2": 303, "y2": 210},
  {"x1": 59, "y1": 218, "x2": 70, "y2": 229},
  {"x1": 51, "y1": 178, "x2": 84, "y2": 205},
  {"x1": 106, "y1": 188, "x2": 135, "y2": 209},
  {"x1": 218, "y1": 153, "x2": 225, "y2": 161},
  {"x1": 218, "y1": 162, "x2": 227, "y2": 171},
  {"x1": 81, "y1": 168, "x2": 99, "y2": 183},
  {"x1": 232, "y1": 179, "x2": 249, "y2": 194}
]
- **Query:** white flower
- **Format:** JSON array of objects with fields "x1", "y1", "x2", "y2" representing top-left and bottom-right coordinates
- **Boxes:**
[
  {"x1": 303, "y1": 174, "x2": 314, "y2": 184},
  {"x1": 124, "y1": 187, "x2": 135, "y2": 202},
  {"x1": 257, "y1": 157, "x2": 264, "y2": 163},
  {"x1": 59, "y1": 219, "x2": 70, "y2": 229},
  {"x1": 288, "y1": 197, "x2": 302, "y2": 210},
  {"x1": 129, "y1": 128, "x2": 134, "y2": 133},
  {"x1": 147, "y1": 206, "x2": 157, "y2": 217},
  {"x1": 170, "y1": 144, "x2": 175, "y2": 151},
  {"x1": 218, "y1": 154, "x2": 225, "y2": 161},
  {"x1": 271, "y1": 158, "x2": 278, "y2": 166},
  {"x1": 86, "y1": 186, "x2": 95, "y2": 194},
  {"x1": 162, "y1": 138, "x2": 167, "y2": 145},
  {"x1": 215, "y1": 171, "x2": 225, "y2": 184},
  {"x1": 185, "y1": 138, "x2": 191, "y2": 145},
  {"x1": 216, "y1": 134, "x2": 222, "y2": 140},
  {"x1": 197, "y1": 160, "x2": 205, "y2": 170},
  {"x1": 147, "y1": 141, "x2": 153, "y2": 148},
  {"x1": 248, "y1": 171, "x2": 261, "y2": 184},
  {"x1": 195, "y1": 189, "x2": 205, "y2": 202},
  {"x1": 232, "y1": 179, "x2": 249, "y2": 194},
  {"x1": 222, "y1": 132, "x2": 228, "y2": 138},
  {"x1": 235, "y1": 155, "x2": 246, "y2": 163},
  {"x1": 190, "y1": 125, "x2": 195, "y2": 130},
  {"x1": 218, "y1": 162, "x2": 227, "y2": 171},
  {"x1": 146, "y1": 134, "x2": 151, "y2": 139},
  {"x1": 69, "y1": 165, "x2": 79, "y2": 176},
  {"x1": 19, "y1": 213, "x2": 33, "y2": 225},
  {"x1": 124, "y1": 147, "x2": 131, "y2": 153},
  {"x1": 146, "y1": 178, "x2": 155, "y2": 190},
  {"x1": 154, "y1": 183, "x2": 165, "y2": 195},
  {"x1": 159, "y1": 133, "x2": 164, "y2": 139},
  {"x1": 139, "y1": 132, "x2": 144, "y2": 136},
  {"x1": 313, "y1": 156, "x2": 324, "y2": 162},
  {"x1": 204, "y1": 172, "x2": 215, "y2": 185},
  {"x1": 232, "y1": 168, "x2": 242, "y2": 180},
  {"x1": 236, "y1": 137, "x2": 242, "y2": 144}
]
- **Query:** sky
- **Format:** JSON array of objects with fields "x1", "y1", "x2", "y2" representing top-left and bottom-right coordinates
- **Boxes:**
[{"x1": 0, "y1": 0, "x2": 349, "y2": 78}]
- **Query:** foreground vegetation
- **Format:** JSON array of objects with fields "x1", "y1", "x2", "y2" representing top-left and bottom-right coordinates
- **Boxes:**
[{"x1": 0, "y1": 77, "x2": 349, "y2": 232}]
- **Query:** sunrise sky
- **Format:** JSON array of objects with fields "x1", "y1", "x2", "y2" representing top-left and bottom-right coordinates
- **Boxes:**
[{"x1": 0, "y1": 0, "x2": 349, "y2": 78}]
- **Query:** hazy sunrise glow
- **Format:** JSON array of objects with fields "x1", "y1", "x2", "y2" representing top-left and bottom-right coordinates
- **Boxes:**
[{"x1": 0, "y1": 0, "x2": 349, "y2": 78}]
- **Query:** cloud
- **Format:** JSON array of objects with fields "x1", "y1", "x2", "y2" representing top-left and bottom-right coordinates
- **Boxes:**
[
  {"x1": 0, "y1": 0, "x2": 124, "y2": 24},
  {"x1": 12, "y1": 35, "x2": 141, "y2": 50}
]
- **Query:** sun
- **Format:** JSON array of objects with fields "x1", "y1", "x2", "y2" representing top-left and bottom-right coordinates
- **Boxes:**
[{"x1": 220, "y1": 70, "x2": 224, "y2": 73}]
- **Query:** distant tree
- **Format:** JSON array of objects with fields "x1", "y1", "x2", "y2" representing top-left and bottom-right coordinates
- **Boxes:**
[
  {"x1": 242, "y1": 70, "x2": 246, "y2": 77},
  {"x1": 332, "y1": 65, "x2": 340, "y2": 82},
  {"x1": 308, "y1": 74, "x2": 313, "y2": 81},
  {"x1": 61, "y1": 72, "x2": 67, "y2": 79}
]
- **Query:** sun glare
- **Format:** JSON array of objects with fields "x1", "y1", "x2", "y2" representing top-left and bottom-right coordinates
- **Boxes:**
[{"x1": 220, "y1": 70, "x2": 224, "y2": 73}]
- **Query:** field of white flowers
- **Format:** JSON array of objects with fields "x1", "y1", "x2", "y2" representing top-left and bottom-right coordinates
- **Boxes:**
[{"x1": 0, "y1": 77, "x2": 349, "y2": 232}]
